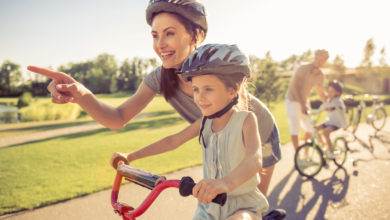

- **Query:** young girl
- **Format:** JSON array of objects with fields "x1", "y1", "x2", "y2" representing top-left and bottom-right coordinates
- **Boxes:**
[
  {"x1": 314, "y1": 80, "x2": 347, "y2": 158},
  {"x1": 111, "y1": 44, "x2": 269, "y2": 219}
]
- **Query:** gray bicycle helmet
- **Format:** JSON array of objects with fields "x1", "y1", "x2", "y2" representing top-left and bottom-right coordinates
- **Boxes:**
[
  {"x1": 178, "y1": 43, "x2": 250, "y2": 82},
  {"x1": 146, "y1": 0, "x2": 207, "y2": 33}
]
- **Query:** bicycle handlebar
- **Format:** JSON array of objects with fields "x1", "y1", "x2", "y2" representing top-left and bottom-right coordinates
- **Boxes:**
[
  {"x1": 179, "y1": 176, "x2": 227, "y2": 205},
  {"x1": 111, "y1": 162, "x2": 226, "y2": 220}
]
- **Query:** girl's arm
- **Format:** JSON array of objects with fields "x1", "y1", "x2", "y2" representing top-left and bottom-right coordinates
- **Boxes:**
[
  {"x1": 193, "y1": 113, "x2": 262, "y2": 204},
  {"x1": 221, "y1": 112, "x2": 262, "y2": 192},
  {"x1": 110, "y1": 119, "x2": 201, "y2": 167}
]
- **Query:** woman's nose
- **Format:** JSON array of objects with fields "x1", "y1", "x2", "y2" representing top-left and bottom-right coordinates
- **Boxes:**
[{"x1": 156, "y1": 36, "x2": 166, "y2": 49}]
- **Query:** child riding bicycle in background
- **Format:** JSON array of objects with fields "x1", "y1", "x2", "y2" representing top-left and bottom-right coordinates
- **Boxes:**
[
  {"x1": 111, "y1": 44, "x2": 269, "y2": 219},
  {"x1": 313, "y1": 80, "x2": 347, "y2": 159}
]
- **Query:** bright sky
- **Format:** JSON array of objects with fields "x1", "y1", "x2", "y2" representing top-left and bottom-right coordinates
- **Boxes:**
[{"x1": 1, "y1": 0, "x2": 389, "y2": 73}]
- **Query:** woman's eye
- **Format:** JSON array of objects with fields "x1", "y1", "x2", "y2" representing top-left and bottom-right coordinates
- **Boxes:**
[
  {"x1": 206, "y1": 87, "x2": 213, "y2": 91},
  {"x1": 167, "y1": 31, "x2": 175, "y2": 36}
]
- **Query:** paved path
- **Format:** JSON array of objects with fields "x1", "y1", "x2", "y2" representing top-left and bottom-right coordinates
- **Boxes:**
[
  {"x1": 0, "y1": 122, "x2": 104, "y2": 148},
  {"x1": 1, "y1": 119, "x2": 389, "y2": 220},
  {"x1": 0, "y1": 113, "x2": 155, "y2": 148}
]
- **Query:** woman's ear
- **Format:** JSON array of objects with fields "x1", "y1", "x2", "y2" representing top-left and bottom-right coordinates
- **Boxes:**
[{"x1": 193, "y1": 29, "x2": 205, "y2": 46}]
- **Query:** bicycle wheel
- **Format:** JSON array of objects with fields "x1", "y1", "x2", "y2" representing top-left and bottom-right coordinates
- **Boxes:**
[
  {"x1": 332, "y1": 137, "x2": 348, "y2": 167},
  {"x1": 345, "y1": 106, "x2": 355, "y2": 128},
  {"x1": 294, "y1": 143, "x2": 323, "y2": 178},
  {"x1": 351, "y1": 108, "x2": 361, "y2": 134},
  {"x1": 371, "y1": 107, "x2": 387, "y2": 131}
]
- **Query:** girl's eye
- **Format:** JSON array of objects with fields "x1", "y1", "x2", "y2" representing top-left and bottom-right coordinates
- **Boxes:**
[
  {"x1": 206, "y1": 87, "x2": 213, "y2": 91},
  {"x1": 193, "y1": 87, "x2": 199, "y2": 92},
  {"x1": 167, "y1": 31, "x2": 175, "y2": 36},
  {"x1": 152, "y1": 34, "x2": 158, "y2": 39}
]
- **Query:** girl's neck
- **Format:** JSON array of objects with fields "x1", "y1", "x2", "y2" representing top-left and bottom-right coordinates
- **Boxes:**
[{"x1": 211, "y1": 109, "x2": 235, "y2": 133}]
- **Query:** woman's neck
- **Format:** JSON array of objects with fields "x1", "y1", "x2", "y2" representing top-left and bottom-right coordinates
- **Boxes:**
[{"x1": 211, "y1": 109, "x2": 235, "y2": 133}]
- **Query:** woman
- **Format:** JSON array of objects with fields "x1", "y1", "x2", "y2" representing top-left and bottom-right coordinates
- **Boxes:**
[{"x1": 27, "y1": 0, "x2": 281, "y2": 197}]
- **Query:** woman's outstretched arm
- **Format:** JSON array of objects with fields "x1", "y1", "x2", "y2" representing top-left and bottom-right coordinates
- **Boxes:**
[{"x1": 27, "y1": 66, "x2": 156, "y2": 130}]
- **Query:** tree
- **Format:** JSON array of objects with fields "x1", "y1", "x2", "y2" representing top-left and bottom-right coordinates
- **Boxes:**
[
  {"x1": 331, "y1": 55, "x2": 346, "y2": 81},
  {"x1": 89, "y1": 53, "x2": 118, "y2": 94},
  {"x1": 279, "y1": 50, "x2": 313, "y2": 71},
  {"x1": 250, "y1": 53, "x2": 283, "y2": 106},
  {"x1": 379, "y1": 47, "x2": 388, "y2": 67},
  {"x1": 0, "y1": 60, "x2": 22, "y2": 96},
  {"x1": 357, "y1": 38, "x2": 376, "y2": 76},
  {"x1": 58, "y1": 61, "x2": 94, "y2": 87},
  {"x1": 117, "y1": 57, "x2": 159, "y2": 93}
]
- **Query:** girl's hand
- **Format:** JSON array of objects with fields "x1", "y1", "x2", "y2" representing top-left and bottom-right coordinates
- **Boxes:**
[
  {"x1": 110, "y1": 152, "x2": 130, "y2": 169},
  {"x1": 27, "y1": 66, "x2": 91, "y2": 104},
  {"x1": 192, "y1": 179, "x2": 228, "y2": 204}
]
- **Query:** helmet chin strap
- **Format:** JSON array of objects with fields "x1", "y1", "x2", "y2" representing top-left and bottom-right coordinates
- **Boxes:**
[
  {"x1": 199, "y1": 96, "x2": 238, "y2": 148},
  {"x1": 204, "y1": 96, "x2": 238, "y2": 119}
]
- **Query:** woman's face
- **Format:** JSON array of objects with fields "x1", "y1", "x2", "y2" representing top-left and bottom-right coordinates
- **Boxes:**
[
  {"x1": 151, "y1": 13, "x2": 196, "y2": 69},
  {"x1": 192, "y1": 75, "x2": 236, "y2": 116}
]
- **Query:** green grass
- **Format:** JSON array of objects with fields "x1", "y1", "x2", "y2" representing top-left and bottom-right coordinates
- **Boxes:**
[
  {"x1": 0, "y1": 95, "x2": 174, "y2": 138},
  {"x1": 267, "y1": 101, "x2": 290, "y2": 144},
  {"x1": 0, "y1": 113, "x2": 201, "y2": 215}
]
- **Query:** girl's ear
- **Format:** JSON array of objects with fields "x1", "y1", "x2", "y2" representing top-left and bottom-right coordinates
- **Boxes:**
[{"x1": 228, "y1": 87, "x2": 238, "y2": 98}]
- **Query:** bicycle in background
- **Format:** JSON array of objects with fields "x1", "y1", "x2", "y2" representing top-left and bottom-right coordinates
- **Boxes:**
[
  {"x1": 295, "y1": 111, "x2": 348, "y2": 178},
  {"x1": 345, "y1": 93, "x2": 387, "y2": 134}
]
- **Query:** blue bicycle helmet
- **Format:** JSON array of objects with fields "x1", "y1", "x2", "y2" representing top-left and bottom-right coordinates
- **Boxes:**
[
  {"x1": 146, "y1": 0, "x2": 207, "y2": 33},
  {"x1": 178, "y1": 43, "x2": 250, "y2": 82}
]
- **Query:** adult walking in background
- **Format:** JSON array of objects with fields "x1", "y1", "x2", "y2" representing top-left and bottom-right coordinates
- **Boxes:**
[
  {"x1": 285, "y1": 49, "x2": 329, "y2": 150},
  {"x1": 27, "y1": 0, "x2": 281, "y2": 197}
]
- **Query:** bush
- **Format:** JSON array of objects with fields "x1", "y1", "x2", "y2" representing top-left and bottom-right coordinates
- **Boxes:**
[
  {"x1": 0, "y1": 107, "x2": 18, "y2": 123},
  {"x1": 17, "y1": 92, "x2": 33, "y2": 108}
]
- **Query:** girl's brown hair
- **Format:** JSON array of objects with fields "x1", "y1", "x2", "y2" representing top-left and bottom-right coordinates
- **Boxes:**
[{"x1": 215, "y1": 73, "x2": 248, "y2": 111}]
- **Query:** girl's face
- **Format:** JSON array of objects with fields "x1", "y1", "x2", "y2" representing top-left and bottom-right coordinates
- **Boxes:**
[
  {"x1": 151, "y1": 13, "x2": 196, "y2": 69},
  {"x1": 327, "y1": 86, "x2": 339, "y2": 99},
  {"x1": 192, "y1": 75, "x2": 236, "y2": 116}
]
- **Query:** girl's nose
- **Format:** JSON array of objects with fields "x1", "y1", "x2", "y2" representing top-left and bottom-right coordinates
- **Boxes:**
[{"x1": 196, "y1": 91, "x2": 205, "y2": 102}]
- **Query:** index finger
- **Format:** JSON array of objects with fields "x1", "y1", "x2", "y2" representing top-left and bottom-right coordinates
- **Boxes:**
[{"x1": 27, "y1": 65, "x2": 70, "y2": 82}]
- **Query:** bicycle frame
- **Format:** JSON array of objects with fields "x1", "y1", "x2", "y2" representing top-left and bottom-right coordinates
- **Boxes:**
[
  {"x1": 111, "y1": 161, "x2": 227, "y2": 220},
  {"x1": 111, "y1": 170, "x2": 180, "y2": 220}
]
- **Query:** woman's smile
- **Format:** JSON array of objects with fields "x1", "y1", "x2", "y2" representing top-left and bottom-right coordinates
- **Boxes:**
[{"x1": 160, "y1": 50, "x2": 175, "y2": 61}]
